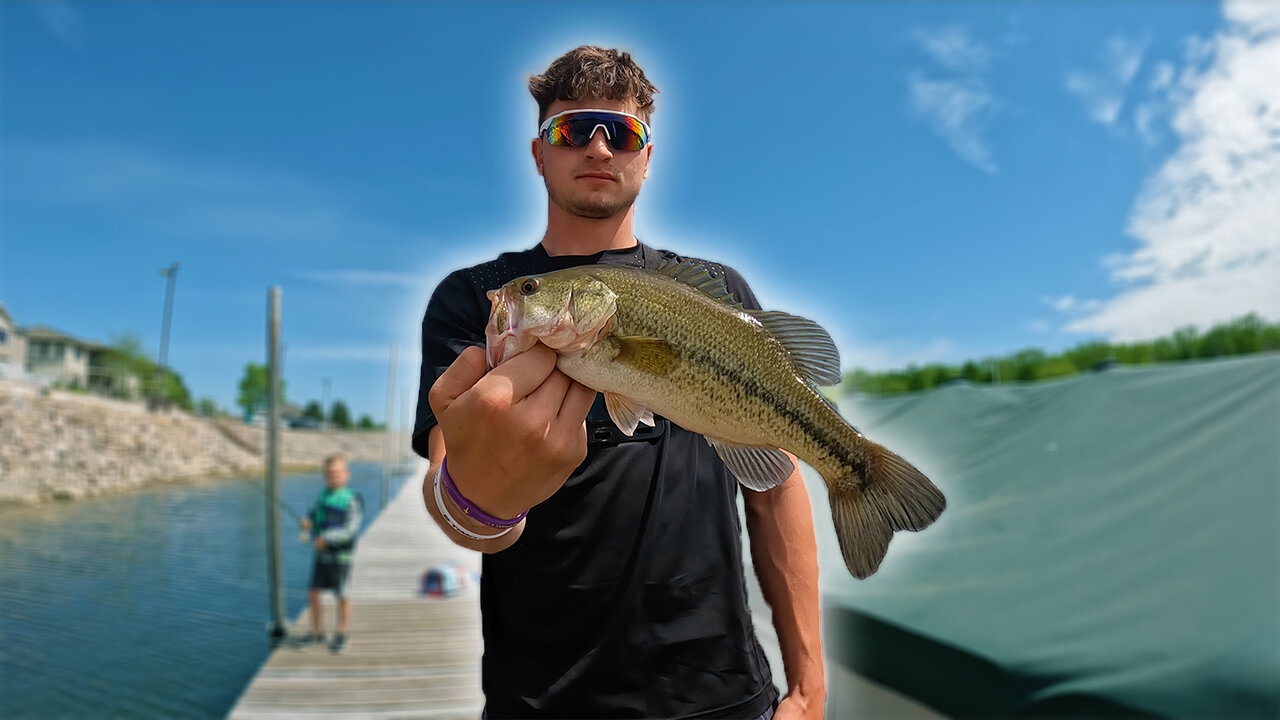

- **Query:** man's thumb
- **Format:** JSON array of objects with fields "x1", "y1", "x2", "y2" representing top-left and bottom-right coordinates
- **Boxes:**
[{"x1": 429, "y1": 345, "x2": 489, "y2": 414}]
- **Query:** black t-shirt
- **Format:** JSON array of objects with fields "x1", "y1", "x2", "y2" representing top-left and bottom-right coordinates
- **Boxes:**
[{"x1": 414, "y1": 242, "x2": 778, "y2": 719}]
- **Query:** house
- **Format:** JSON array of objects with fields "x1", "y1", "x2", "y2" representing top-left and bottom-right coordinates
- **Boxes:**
[
  {"x1": 24, "y1": 325, "x2": 105, "y2": 390},
  {"x1": 0, "y1": 303, "x2": 28, "y2": 380}
]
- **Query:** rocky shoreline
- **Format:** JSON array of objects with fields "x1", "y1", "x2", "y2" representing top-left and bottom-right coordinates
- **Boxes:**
[{"x1": 0, "y1": 379, "x2": 409, "y2": 505}]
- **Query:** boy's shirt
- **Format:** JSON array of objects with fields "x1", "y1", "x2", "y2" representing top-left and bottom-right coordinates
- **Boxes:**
[{"x1": 309, "y1": 487, "x2": 362, "y2": 564}]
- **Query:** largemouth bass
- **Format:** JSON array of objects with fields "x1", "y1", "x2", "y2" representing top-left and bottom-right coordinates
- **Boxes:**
[{"x1": 485, "y1": 258, "x2": 945, "y2": 579}]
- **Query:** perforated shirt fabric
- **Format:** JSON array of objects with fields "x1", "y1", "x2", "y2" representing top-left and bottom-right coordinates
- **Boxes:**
[{"x1": 413, "y1": 242, "x2": 780, "y2": 719}]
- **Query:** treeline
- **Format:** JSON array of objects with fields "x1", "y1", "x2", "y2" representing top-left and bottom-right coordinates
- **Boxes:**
[
  {"x1": 840, "y1": 313, "x2": 1280, "y2": 396},
  {"x1": 101, "y1": 333, "x2": 194, "y2": 410}
]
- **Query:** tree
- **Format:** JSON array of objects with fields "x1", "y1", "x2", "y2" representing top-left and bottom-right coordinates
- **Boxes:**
[
  {"x1": 197, "y1": 397, "x2": 220, "y2": 417},
  {"x1": 303, "y1": 401, "x2": 324, "y2": 422},
  {"x1": 358, "y1": 414, "x2": 375, "y2": 430},
  {"x1": 330, "y1": 400, "x2": 351, "y2": 429},
  {"x1": 237, "y1": 363, "x2": 286, "y2": 419},
  {"x1": 103, "y1": 332, "x2": 193, "y2": 409}
]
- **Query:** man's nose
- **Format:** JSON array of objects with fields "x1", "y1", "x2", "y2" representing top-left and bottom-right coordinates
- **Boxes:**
[{"x1": 583, "y1": 126, "x2": 613, "y2": 159}]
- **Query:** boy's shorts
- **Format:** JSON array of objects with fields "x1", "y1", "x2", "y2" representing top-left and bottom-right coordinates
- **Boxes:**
[{"x1": 310, "y1": 559, "x2": 352, "y2": 599}]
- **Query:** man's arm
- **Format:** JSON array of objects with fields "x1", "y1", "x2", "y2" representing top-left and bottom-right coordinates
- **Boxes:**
[{"x1": 744, "y1": 453, "x2": 826, "y2": 720}]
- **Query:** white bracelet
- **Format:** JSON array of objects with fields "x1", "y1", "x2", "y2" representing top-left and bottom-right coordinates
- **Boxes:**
[{"x1": 432, "y1": 466, "x2": 512, "y2": 541}]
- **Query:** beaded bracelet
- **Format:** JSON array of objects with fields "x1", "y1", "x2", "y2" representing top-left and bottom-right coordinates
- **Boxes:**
[
  {"x1": 440, "y1": 456, "x2": 529, "y2": 528},
  {"x1": 432, "y1": 465, "x2": 511, "y2": 541}
]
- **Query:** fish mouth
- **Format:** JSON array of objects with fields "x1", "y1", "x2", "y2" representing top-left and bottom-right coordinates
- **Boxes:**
[{"x1": 485, "y1": 289, "x2": 538, "y2": 368}]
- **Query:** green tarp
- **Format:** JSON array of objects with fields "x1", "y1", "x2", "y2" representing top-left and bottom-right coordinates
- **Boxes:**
[{"x1": 807, "y1": 354, "x2": 1279, "y2": 717}]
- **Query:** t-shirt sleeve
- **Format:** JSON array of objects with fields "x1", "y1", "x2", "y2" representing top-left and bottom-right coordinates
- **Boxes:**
[{"x1": 412, "y1": 269, "x2": 487, "y2": 458}]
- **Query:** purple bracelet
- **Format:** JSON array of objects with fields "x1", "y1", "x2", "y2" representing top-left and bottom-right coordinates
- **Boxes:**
[{"x1": 440, "y1": 457, "x2": 528, "y2": 529}]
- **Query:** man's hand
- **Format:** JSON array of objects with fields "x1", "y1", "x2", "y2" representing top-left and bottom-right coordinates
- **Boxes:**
[
  {"x1": 774, "y1": 691, "x2": 824, "y2": 720},
  {"x1": 314, "y1": 537, "x2": 326, "y2": 551},
  {"x1": 428, "y1": 344, "x2": 596, "y2": 520}
]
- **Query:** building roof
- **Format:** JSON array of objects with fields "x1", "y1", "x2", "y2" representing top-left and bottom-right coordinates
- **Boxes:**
[
  {"x1": 23, "y1": 325, "x2": 106, "y2": 350},
  {"x1": 0, "y1": 302, "x2": 13, "y2": 326}
]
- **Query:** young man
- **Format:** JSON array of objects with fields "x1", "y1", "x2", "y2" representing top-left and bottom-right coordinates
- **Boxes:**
[
  {"x1": 296, "y1": 453, "x2": 362, "y2": 654},
  {"x1": 414, "y1": 46, "x2": 824, "y2": 719}
]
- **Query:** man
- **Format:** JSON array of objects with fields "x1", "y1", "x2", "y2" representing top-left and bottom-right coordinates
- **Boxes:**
[
  {"x1": 414, "y1": 46, "x2": 824, "y2": 719},
  {"x1": 296, "y1": 453, "x2": 362, "y2": 654}
]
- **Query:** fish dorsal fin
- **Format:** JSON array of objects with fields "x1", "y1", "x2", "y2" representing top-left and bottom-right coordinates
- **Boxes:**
[
  {"x1": 603, "y1": 392, "x2": 655, "y2": 437},
  {"x1": 654, "y1": 257, "x2": 741, "y2": 307},
  {"x1": 748, "y1": 310, "x2": 843, "y2": 387},
  {"x1": 705, "y1": 437, "x2": 794, "y2": 492}
]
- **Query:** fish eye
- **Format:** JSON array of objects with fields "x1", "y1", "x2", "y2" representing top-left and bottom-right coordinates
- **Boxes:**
[{"x1": 520, "y1": 278, "x2": 539, "y2": 295}]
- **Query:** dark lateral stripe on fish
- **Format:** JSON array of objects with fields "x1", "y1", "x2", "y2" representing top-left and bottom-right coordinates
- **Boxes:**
[{"x1": 680, "y1": 346, "x2": 860, "y2": 478}]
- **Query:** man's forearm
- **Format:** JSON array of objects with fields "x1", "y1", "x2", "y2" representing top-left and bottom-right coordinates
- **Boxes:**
[
  {"x1": 744, "y1": 459, "x2": 826, "y2": 707},
  {"x1": 421, "y1": 425, "x2": 524, "y2": 553}
]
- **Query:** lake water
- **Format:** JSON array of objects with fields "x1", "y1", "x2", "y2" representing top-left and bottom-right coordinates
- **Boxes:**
[{"x1": 0, "y1": 462, "x2": 410, "y2": 719}]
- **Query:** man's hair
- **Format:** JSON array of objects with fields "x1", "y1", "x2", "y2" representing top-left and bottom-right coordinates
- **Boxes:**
[
  {"x1": 529, "y1": 45, "x2": 658, "y2": 124},
  {"x1": 324, "y1": 452, "x2": 347, "y2": 468}
]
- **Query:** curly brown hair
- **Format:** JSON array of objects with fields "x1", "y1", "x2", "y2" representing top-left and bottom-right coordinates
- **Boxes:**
[{"x1": 528, "y1": 45, "x2": 658, "y2": 125}]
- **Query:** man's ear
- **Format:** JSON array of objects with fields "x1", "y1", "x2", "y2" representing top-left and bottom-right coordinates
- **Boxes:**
[
  {"x1": 642, "y1": 143, "x2": 654, "y2": 179},
  {"x1": 531, "y1": 138, "x2": 544, "y2": 176}
]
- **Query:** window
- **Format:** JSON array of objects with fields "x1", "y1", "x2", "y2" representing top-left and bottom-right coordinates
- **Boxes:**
[
  {"x1": 0, "y1": 328, "x2": 7, "y2": 344},
  {"x1": 76, "y1": 347, "x2": 83, "y2": 360}
]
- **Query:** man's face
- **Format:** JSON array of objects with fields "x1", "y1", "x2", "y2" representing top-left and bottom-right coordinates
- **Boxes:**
[
  {"x1": 325, "y1": 459, "x2": 349, "y2": 489},
  {"x1": 532, "y1": 97, "x2": 653, "y2": 220}
]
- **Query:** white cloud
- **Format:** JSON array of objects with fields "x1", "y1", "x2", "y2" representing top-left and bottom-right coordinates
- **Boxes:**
[
  {"x1": 1066, "y1": 1, "x2": 1280, "y2": 341},
  {"x1": 1065, "y1": 35, "x2": 1148, "y2": 127},
  {"x1": 912, "y1": 25, "x2": 991, "y2": 74},
  {"x1": 909, "y1": 74, "x2": 998, "y2": 173},
  {"x1": 1043, "y1": 295, "x2": 1102, "y2": 314},
  {"x1": 296, "y1": 270, "x2": 424, "y2": 289},
  {"x1": 909, "y1": 26, "x2": 1000, "y2": 173}
]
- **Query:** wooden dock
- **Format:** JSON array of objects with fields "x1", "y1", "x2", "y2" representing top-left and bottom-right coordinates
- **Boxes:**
[
  {"x1": 229, "y1": 463, "x2": 938, "y2": 719},
  {"x1": 229, "y1": 462, "x2": 485, "y2": 719}
]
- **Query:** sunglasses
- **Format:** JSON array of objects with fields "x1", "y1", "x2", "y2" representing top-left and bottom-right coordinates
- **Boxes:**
[{"x1": 538, "y1": 108, "x2": 652, "y2": 152}]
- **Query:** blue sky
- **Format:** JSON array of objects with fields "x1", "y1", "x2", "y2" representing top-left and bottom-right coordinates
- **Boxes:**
[{"x1": 3, "y1": 1, "x2": 1277, "y2": 424}]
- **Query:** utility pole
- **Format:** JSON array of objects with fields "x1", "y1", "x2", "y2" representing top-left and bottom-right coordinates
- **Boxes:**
[
  {"x1": 322, "y1": 377, "x2": 331, "y2": 432},
  {"x1": 265, "y1": 287, "x2": 286, "y2": 646},
  {"x1": 156, "y1": 262, "x2": 180, "y2": 408}
]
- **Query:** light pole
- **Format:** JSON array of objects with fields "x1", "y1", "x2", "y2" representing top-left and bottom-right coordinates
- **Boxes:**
[
  {"x1": 322, "y1": 377, "x2": 331, "y2": 432},
  {"x1": 156, "y1": 262, "x2": 180, "y2": 407}
]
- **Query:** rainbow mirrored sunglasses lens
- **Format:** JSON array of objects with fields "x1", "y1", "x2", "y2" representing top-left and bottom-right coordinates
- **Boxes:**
[{"x1": 540, "y1": 110, "x2": 651, "y2": 152}]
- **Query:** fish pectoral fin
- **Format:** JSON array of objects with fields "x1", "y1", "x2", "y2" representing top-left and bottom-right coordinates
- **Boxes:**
[
  {"x1": 704, "y1": 437, "x2": 795, "y2": 492},
  {"x1": 613, "y1": 336, "x2": 679, "y2": 376},
  {"x1": 603, "y1": 392, "x2": 655, "y2": 436},
  {"x1": 748, "y1": 310, "x2": 843, "y2": 387}
]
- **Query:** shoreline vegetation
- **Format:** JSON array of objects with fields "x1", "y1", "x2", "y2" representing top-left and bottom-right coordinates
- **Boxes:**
[
  {"x1": 0, "y1": 379, "x2": 408, "y2": 506},
  {"x1": 839, "y1": 313, "x2": 1279, "y2": 396}
]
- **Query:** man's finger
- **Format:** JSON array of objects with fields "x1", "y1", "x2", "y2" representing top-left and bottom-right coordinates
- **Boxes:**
[
  {"x1": 554, "y1": 381, "x2": 598, "y2": 432},
  {"x1": 519, "y1": 366, "x2": 572, "y2": 419},
  {"x1": 430, "y1": 346, "x2": 489, "y2": 413},
  {"x1": 480, "y1": 343, "x2": 559, "y2": 402}
]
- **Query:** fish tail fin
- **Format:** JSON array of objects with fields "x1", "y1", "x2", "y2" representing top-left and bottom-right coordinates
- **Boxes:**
[{"x1": 829, "y1": 444, "x2": 945, "y2": 579}]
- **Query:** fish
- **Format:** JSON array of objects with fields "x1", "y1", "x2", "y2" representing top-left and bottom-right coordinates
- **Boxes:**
[{"x1": 484, "y1": 257, "x2": 945, "y2": 579}]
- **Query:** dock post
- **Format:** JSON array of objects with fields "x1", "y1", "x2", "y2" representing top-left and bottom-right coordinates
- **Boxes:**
[{"x1": 266, "y1": 286, "x2": 287, "y2": 645}]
